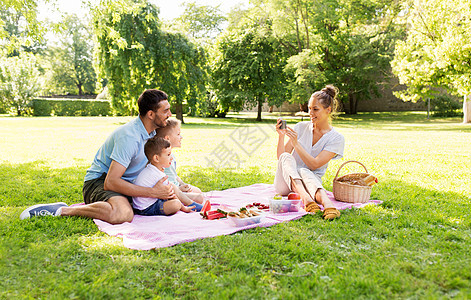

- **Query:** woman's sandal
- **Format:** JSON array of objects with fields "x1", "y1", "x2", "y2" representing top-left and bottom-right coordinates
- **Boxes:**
[
  {"x1": 323, "y1": 207, "x2": 340, "y2": 220},
  {"x1": 305, "y1": 202, "x2": 321, "y2": 213}
]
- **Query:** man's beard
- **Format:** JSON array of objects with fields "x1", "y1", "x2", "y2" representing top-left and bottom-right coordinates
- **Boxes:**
[{"x1": 155, "y1": 117, "x2": 167, "y2": 128}]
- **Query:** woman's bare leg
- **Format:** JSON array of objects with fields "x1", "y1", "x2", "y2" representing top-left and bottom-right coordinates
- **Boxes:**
[
  {"x1": 315, "y1": 188, "x2": 340, "y2": 219},
  {"x1": 315, "y1": 188, "x2": 334, "y2": 209},
  {"x1": 290, "y1": 177, "x2": 314, "y2": 206}
]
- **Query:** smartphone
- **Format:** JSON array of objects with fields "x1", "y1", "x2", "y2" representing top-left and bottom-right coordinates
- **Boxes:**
[{"x1": 280, "y1": 119, "x2": 287, "y2": 129}]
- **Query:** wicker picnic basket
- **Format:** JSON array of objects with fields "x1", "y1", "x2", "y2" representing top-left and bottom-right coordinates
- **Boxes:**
[{"x1": 332, "y1": 160, "x2": 373, "y2": 203}]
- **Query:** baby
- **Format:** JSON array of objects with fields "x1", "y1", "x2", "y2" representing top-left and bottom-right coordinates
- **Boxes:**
[
  {"x1": 155, "y1": 119, "x2": 204, "y2": 203},
  {"x1": 132, "y1": 136, "x2": 202, "y2": 216}
]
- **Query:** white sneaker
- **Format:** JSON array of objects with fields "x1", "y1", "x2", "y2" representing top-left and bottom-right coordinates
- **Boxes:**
[{"x1": 20, "y1": 202, "x2": 68, "y2": 220}]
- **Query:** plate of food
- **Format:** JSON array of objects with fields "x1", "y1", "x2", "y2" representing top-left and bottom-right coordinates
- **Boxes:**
[{"x1": 227, "y1": 207, "x2": 264, "y2": 227}]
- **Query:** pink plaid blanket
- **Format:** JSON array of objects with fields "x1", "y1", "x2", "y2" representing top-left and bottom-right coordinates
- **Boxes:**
[{"x1": 93, "y1": 183, "x2": 382, "y2": 250}]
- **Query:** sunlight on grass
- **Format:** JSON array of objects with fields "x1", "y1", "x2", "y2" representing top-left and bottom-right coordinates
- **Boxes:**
[
  {"x1": 79, "y1": 234, "x2": 127, "y2": 252},
  {"x1": 359, "y1": 203, "x2": 398, "y2": 216},
  {"x1": 1, "y1": 113, "x2": 471, "y2": 299},
  {"x1": 0, "y1": 116, "x2": 134, "y2": 168}
]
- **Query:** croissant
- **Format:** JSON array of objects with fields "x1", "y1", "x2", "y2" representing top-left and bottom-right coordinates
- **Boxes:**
[{"x1": 363, "y1": 175, "x2": 378, "y2": 186}]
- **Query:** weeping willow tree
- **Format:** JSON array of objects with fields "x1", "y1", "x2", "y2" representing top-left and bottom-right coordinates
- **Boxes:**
[{"x1": 92, "y1": 0, "x2": 207, "y2": 122}]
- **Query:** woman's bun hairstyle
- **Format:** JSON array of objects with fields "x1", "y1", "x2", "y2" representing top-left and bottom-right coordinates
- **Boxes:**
[
  {"x1": 321, "y1": 85, "x2": 337, "y2": 99},
  {"x1": 311, "y1": 85, "x2": 339, "y2": 114}
]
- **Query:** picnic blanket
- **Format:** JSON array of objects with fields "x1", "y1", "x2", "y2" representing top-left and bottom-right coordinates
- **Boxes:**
[{"x1": 93, "y1": 183, "x2": 382, "y2": 250}]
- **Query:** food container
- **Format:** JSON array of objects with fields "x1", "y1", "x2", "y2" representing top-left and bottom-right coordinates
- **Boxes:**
[
  {"x1": 228, "y1": 215, "x2": 263, "y2": 227},
  {"x1": 269, "y1": 198, "x2": 302, "y2": 214}
]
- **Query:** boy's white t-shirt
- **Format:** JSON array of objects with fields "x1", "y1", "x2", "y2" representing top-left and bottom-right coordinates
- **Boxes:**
[
  {"x1": 292, "y1": 121, "x2": 345, "y2": 178},
  {"x1": 132, "y1": 164, "x2": 169, "y2": 210}
]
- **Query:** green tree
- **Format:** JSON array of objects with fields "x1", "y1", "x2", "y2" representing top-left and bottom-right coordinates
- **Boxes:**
[
  {"x1": 165, "y1": 2, "x2": 226, "y2": 118},
  {"x1": 157, "y1": 32, "x2": 208, "y2": 122},
  {"x1": 256, "y1": 0, "x2": 404, "y2": 113},
  {"x1": 43, "y1": 14, "x2": 96, "y2": 95},
  {"x1": 391, "y1": 0, "x2": 471, "y2": 123},
  {"x1": 92, "y1": 0, "x2": 207, "y2": 122},
  {"x1": 0, "y1": 52, "x2": 41, "y2": 115},
  {"x1": 284, "y1": 49, "x2": 325, "y2": 104},
  {"x1": 213, "y1": 26, "x2": 288, "y2": 121},
  {"x1": 174, "y1": 2, "x2": 226, "y2": 41},
  {"x1": 0, "y1": 0, "x2": 46, "y2": 54}
]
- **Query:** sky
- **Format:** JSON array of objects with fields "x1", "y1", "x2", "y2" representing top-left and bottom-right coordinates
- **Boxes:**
[{"x1": 39, "y1": 0, "x2": 250, "y2": 22}]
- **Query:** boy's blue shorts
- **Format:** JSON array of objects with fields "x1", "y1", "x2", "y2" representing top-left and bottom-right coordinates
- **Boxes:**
[{"x1": 133, "y1": 199, "x2": 166, "y2": 216}]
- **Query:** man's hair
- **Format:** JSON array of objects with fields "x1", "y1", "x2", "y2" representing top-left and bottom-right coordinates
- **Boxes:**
[
  {"x1": 138, "y1": 89, "x2": 168, "y2": 116},
  {"x1": 144, "y1": 136, "x2": 171, "y2": 161},
  {"x1": 155, "y1": 119, "x2": 181, "y2": 139}
]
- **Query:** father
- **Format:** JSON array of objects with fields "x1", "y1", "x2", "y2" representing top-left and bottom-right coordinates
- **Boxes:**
[{"x1": 20, "y1": 89, "x2": 175, "y2": 224}]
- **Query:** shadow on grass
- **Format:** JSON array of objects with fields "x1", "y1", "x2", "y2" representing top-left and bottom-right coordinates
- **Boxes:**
[
  {"x1": 361, "y1": 179, "x2": 471, "y2": 228},
  {"x1": 0, "y1": 161, "x2": 87, "y2": 207},
  {"x1": 1, "y1": 162, "x2": 471, "y2": 298}
]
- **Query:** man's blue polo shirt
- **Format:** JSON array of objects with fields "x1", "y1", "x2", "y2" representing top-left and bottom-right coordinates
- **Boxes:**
[{"x1": 84, "y1": 117, "x2": 155, "y2": 183}]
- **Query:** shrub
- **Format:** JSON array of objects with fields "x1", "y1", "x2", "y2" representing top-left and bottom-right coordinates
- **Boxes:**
[
  {"x1": 32, "y1": 98, "x2": 111, "y2": 116},
  {"x1": 190, "y1": 91, "x2": 227, "y2": 118},
  {"x1": 431, "y1": 95, "x2": 463, "y2": 117},
  {"x1": 0, "y1": 53, "x2": 41, "y2": 116},
  {"x1": 0, "y1": 102, "x2": 6, "y2": 114}
]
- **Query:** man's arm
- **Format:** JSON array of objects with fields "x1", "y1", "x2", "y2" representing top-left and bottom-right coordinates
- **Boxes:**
[{"x1": 104, "y1": 160, "x2": 175, "y2": 199}]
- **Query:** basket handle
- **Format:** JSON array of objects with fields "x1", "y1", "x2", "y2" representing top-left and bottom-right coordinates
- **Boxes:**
[{"x1": 334, "y1": 160, "x2": 369, "y2": 181}]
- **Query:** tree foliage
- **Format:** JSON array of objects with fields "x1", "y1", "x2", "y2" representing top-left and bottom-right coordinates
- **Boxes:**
[
  {"x1": 174, "y1": 2, "x2": 226, "y2": 41},
  {"x1": 92, "y1": 0, "x2": 207, "y2": 121},
  {"x1": 0, "y1": 0, "x2": 46, "y2": 54},
  {"x1": 284, "y1": 49, "x2": 325, "y2": 104},
  {"x1": 0, "y1": 52, "x2": 41, "y2": 115},
  {"x1": 252, "y1": 0, "x2": 404, "y2": 113},
  {"x1": 213, "y1": 25, "x2": 288, "y2": 121},
  {"x1": 391, "y1": 0, "x2": 471, "y2": 122},
  {"x1": 42, "y1": 14, "x2": 96, "y2": 95}
]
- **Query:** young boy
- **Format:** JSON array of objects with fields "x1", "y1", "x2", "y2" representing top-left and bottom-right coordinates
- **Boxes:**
[
  {"x1": 155, "y1": 119, "x2": 204, "y2": 203},
  {"x1": 132, "y1": 137, "x2": 203, "y2": 216}
]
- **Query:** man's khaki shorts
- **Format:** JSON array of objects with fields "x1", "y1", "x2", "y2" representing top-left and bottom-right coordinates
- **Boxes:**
[{"x1": 82, "y1": 173, "x2": 132, "y2": 204}]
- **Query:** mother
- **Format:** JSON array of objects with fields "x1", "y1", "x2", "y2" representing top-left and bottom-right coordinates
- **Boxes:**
[{"x1": 274, "y1": 85, "x2": 345, "y2": 220}]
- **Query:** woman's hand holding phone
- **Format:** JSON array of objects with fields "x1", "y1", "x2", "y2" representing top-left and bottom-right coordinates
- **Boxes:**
[{"x1": 276, "y1": 119, "x2": 288, "y2": 135}]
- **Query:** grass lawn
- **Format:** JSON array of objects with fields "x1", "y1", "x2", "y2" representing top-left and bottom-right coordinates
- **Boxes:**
[{"x1": 1, "y1": 112, "x2": 470, "y2": 299}]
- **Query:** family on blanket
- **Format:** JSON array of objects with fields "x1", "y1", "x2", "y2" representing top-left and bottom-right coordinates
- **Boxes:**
[{"x1": 21, "y1": 85, "x2": 345, "y2": 222}]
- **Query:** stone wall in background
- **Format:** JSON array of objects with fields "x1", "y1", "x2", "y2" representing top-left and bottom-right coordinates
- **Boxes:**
[
  {"x1": 356, "y1": 79, "x2": 427, "y2": 112},
  {"x1": 254, "y1": 95, "x2": 426, "y2": 113},
  {"x1": 250, "y1": 76, "x2": 428, "y2": 113}
]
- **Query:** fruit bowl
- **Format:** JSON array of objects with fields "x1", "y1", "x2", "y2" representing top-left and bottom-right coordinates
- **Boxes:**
[{"x1": 269, "y1": 198, "x2": 302, "y2": 214}]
